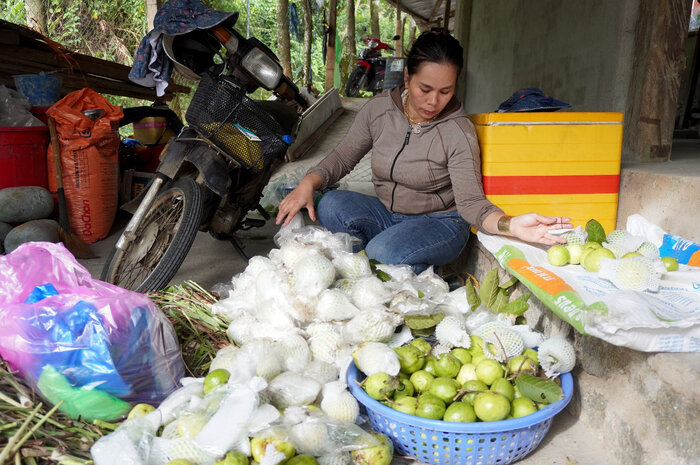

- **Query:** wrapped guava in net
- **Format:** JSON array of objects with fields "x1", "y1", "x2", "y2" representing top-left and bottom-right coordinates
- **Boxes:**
[
  {"x1": 434, "y1": 315, "x2": 471, "y2": 349},
  {"x1": 342, "y1": 307, "x2": 402, "y2": 344},
  {"x1": 350, "y1": 276, "x2": 394, "y2": 308},
  {"x1": 354, "y1": 342, "x2": 400, "y2": 376},
  {"x1": 537, "y1": 336, "x2": 576, "y2": 378},
  {"x1": 332, "y1": 252, "x2": 372, "y2": 281},
  {"x1": 266, "y1": 371, "x2": 321, "y2": 409},
  {"x1": 314, "y1": 289, "x2": 360, "y2": 322},
  {"x1": 319, "y1": 381, "x2": 360, "y2": 423},
  {"x1": 482, "y1": 327, "x2": 525, "y2": 362},
  {"x1": 598, "y1": 256, "x2": 661, "y2": 291}
]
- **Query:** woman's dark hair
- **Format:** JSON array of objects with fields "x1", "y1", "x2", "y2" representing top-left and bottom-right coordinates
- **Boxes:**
[{"x1": 405, "y1": 28, "x2": 464, "y2": 76}]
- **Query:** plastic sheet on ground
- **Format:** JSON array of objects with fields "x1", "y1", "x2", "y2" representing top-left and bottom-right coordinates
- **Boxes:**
[{"x1": 477, "y1": 227, "x2": 700, "y2": 353}]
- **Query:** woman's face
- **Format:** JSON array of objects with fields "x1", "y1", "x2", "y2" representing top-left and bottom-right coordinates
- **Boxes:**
[{"x1": 403, "y1": 61, "x2": 459, "y2": 122}]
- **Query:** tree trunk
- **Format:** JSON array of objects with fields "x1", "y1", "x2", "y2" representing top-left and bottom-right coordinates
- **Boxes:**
[
  {"x1": 302, "y1": 0, "x2": 313, "y2": 86},
  {"x1": 370, "y1": 0, "x2": 380, "y2": 39},
  {"x1": 394, "y1": 5, "x2": 402, "y2": 57},
  {"x1": 324, "y1": 0, "x2": 337, "y2": 91},
  {"x1": 277, "y1": 0, "x2": 292, "y2": 78},
  {"x1": 407, "y1": 17, "x2": 416, "y2": 51},
  {"x1": 24, "y1": 0, "x2": 47, "y2": 33},
  {"x1": 340, "y1": 0, "x2": 356, "y2": 94},
  {"x1": 145, "y1": 0, "x2": 164, "y2": 31}
]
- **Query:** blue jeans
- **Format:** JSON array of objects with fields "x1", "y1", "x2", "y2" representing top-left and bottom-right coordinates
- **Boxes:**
[{"x1": 317, "y1": 190, "x2": 470, "y2": 274}]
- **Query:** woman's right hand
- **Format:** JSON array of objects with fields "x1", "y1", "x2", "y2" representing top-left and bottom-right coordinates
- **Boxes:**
[{"x1": 275, "y1": 174, "x2": 322, "y2": 226}]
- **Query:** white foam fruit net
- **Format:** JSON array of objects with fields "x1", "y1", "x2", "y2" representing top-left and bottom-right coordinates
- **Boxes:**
[
  {"x1": 481, "y1": 327, "x2": 524, "y2": 362},
  {"x1": 605, "y1": 229, "x2": 644, "y2": 253},
  {"x1": 598, "y1": 256, "x2": 661, "y2": 292},
  {"x1": 537, "y1": 336, "x2": 576, "y2": 378}
]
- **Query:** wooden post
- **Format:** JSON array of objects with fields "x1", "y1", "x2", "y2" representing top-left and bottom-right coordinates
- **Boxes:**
[
  {"x1": 443, "y1": 0, "x2": 451, "y2": 30},
  {"x1": 395, "y1": 1, "x2": 402, "y2": 57},
  {"x1": 325, "y1": 0, "x2": 337, "y2": 91},
  {"x1": 622, "y1": 0, "x2": 689, "y2": 161}
]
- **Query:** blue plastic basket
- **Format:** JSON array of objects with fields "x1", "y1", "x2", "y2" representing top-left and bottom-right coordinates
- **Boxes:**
[
  {"x1": 347, "y1": 363, "x2": 573, "y2": 465},
  {"x1": 12, "y1": 74, "x2": 63, "y2": 107}
]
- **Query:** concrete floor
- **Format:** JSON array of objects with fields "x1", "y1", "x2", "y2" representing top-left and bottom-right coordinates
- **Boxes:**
[{"x1": 77, "y1": 100, "x2": 700, "y2": 465}]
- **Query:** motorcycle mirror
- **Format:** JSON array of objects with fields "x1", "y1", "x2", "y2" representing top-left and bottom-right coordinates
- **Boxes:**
[{"x1": 392, "y1": 35, "x2": 401, "y2": 40}]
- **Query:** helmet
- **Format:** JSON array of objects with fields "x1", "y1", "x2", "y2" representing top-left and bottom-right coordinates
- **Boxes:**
[{"x1": 162, "y1": 29, "x2": 222, "y2": 81}]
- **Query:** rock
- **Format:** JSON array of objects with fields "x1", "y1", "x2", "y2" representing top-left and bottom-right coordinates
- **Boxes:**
[
  {"x1": 0, "y1": 186, "x2": 54, "y2": 223},
  {"x1": 0, "y1": 221, "x2": 12, "y2": 253},
  {"x1": 4, "y1": 219, "x2": 60, "y2": 253}
]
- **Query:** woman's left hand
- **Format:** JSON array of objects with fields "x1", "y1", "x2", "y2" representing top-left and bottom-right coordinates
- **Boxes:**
[{"x1": 509, "y1": 213, "x2": 573, "y2": 245}]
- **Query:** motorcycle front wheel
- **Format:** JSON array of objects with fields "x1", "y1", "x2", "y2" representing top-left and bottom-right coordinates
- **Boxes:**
[
  {"x1": 346, "y1": 68, "x2": 365, "y2": 97},
  {"x1": 101, "y1": 177, "x2": 203, "y2": 292}
]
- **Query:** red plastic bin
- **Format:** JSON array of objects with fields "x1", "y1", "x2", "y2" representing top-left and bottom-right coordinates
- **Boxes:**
[{"x1": 0, "y1": 126, "x2": 49, "y2": 190}]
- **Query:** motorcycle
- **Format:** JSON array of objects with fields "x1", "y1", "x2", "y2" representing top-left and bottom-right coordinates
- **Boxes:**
[
  {"x1": 345, "y1": 35, "x2": 401, "y2": 97},
  {"x1": 101, "y1": 11, "x2": 310, "y2": 292}
]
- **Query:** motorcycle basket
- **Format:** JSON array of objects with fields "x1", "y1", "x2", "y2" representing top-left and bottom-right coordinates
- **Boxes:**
[{"x1": 186, "y1": 73, "x2": 288, "y2": 172}]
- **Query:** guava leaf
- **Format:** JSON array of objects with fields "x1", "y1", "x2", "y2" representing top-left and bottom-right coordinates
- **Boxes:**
[
  {"x1": 465, "y1": 279, "x2": 481, "y2": 311},
  {"x1": 376, "y1": 270, "x2": 392, "y2": 282},
  {"x1": 513, "y1": 291, "x2": 532, "y2": 303},
  {"x1": 491, "y1": 288, "x2": 509, "y2": 313},
  {"x1": 479, "y1": 268, "x2": 500, "y2": 310},
  {"x1": 499, "y1": 276, "x2": 519, "y2": 289},
  {"x1": 515, "y1": 373, "x2": 563, "y2": 404},
  {"x1": 417, "y1": 289, "x2": 425, "y2": 298},
  {"x1": 499, "y1": 300, "x2": 529, "y2": 315},
  {"x1": 404, "y1": 313, "x2": 445, "y2": 330},
  {"x1": 410, "y1": 327, "x2": 435, "y2": 337}
]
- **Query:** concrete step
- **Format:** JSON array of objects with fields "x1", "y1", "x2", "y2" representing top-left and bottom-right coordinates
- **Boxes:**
[{"x1": 456, "y1": 238, "x2": 700, "y2": 465}]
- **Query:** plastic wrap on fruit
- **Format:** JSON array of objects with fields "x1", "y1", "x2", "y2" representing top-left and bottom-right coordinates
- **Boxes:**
[
  {"x1": 510, "y1": 325, "x2": 545, "y2": 349},
  {"x1": 273, "y1": 212, "x2": 306, "y2": 247},
  {"x1": 350, "y1": 276, "x2": 394, "y2": 308},
  {"x1": 342, "y1": 308, "x2": 402, "y2": 344},
  {"x1": 267, "y1": 371, "x2": 321, "y2": 409},
  {"x1": 463, "y1": 306, "x2": 497, "y2": 333},
  {"x1": 388, "y1": 289, "x2": 436, "y2": 316},
  {"x1": 353, "y1": 342, "x2": 400, "y2": 376},
  {"x1": 238, "y1": 339, "x2": 284, "y2": 381},
  {"x1": 537, "y1": 336, "x2": 576, "y2": 378},
  {"x1": 414, "y1": 266, "x2": 450, "y2": 299},
  {"x1": 293, "y1": 254, "x2": 337, "y2": 298},
  {"x1": 278, "y1": 333, "x2": 311, "y2": 372},
  {"x1": 374, "y1": 263, "x2": 415, "y2": 283},
  {"x1": 387, "y1": 325, "x2": 413, "y2": 348},
  {"x1": 307, "y1": 322, "x2": 345, "y2": 365},
  {"x1": 303, "y1": 359, "x2": 340, "y2": 384},
  {"x1": 332, "y1": 251, "x2": 372, "y2": 281},
  {"x1": 320, "y1": 381, "x2": 360, "y2": 423},
  {"x1": 314, "y1": 289, "x2": 360, "y2": 322}
]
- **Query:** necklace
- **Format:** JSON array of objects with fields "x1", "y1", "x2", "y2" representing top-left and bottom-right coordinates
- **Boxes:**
[{"x1": 403, "y1": 92, "x2": 436, "y2": 134}]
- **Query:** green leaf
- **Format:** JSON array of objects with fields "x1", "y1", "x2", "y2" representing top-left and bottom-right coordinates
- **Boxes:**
[
  {"x1": 499, "y1": 300, "x2": 529, "y2": 316},
  {"x1": 513, "y1": 292, "x2": 532, "y2": 303},
  {"x1": 417, "y1": 289, "x2": 425, "y2": 298},
  {"x1": 410, "y1": 327, "x2": 435, "y2": 338},
  {"x1": 479, "y1": 268, "x2": 500, "y2": 310},
  {"x1": 376, "y1": 270, "x2": 392, "y2": 282},
  {"x1": 404, "y1": 313, "x2": 445, "y2": 330},
  {"x1": 499, "y1": 276, "x2": 519, "y2": 289},
  {"x1": 465, "y1": 279, "x2": 481, "y2": 311},
  {"x1": 492, "y1": 288, "x2": 509, "y2": 313},
  {"x1": 515, "y1": 374, "x2": 564, "y2": 404}
]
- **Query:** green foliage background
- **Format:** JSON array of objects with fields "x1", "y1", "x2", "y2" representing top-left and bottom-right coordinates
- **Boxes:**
[{"x1": 1, "y1": 0, "x2": 412, "y2": 115}]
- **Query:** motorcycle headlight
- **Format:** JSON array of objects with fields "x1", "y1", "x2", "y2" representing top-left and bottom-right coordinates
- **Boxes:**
[
  {"x1": 241, "y1": 47, "x2": 283, "y2": 90},
  {"x1": 367, "y1": 39, "x2": 379, "y2": 49}
]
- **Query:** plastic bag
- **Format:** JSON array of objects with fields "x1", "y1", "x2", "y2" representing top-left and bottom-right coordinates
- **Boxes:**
[
  {"x1": 46, "y1": 88, "x2": 123, "y2": 243},
  {"x1": 0, "y1": 85, "x2": 44, "y2": 126},
  {"x1": 0, "y1": 242, "x2": 185, "y2": 421}
]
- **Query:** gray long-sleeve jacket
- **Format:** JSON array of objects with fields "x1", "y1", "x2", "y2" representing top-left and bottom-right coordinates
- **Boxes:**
[{"x1": 307, "y1": 86, "x2": 503, "y2": 229}]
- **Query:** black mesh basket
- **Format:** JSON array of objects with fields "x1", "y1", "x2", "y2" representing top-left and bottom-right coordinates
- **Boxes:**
[{"x1": 186, "y1": 73, "x2": 288, "y2": 172}]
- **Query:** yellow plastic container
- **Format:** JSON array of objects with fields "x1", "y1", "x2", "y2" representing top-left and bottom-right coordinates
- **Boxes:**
[
  {"x1": 133, "y1": 116, "x2": 176, "y2": 145},
  {"x1": 468, "y1": 112, "x2": 624, "y2": 233}
]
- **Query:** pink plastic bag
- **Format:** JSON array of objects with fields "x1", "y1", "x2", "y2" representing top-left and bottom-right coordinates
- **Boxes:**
[{"x1": 0, "y1": 242, "x2": 185, "y2": 421}]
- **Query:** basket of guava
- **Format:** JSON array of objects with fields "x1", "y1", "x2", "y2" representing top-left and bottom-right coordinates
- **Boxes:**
[{"x1": 347, "y1": 336, "x2": 574, "y2": 465}]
